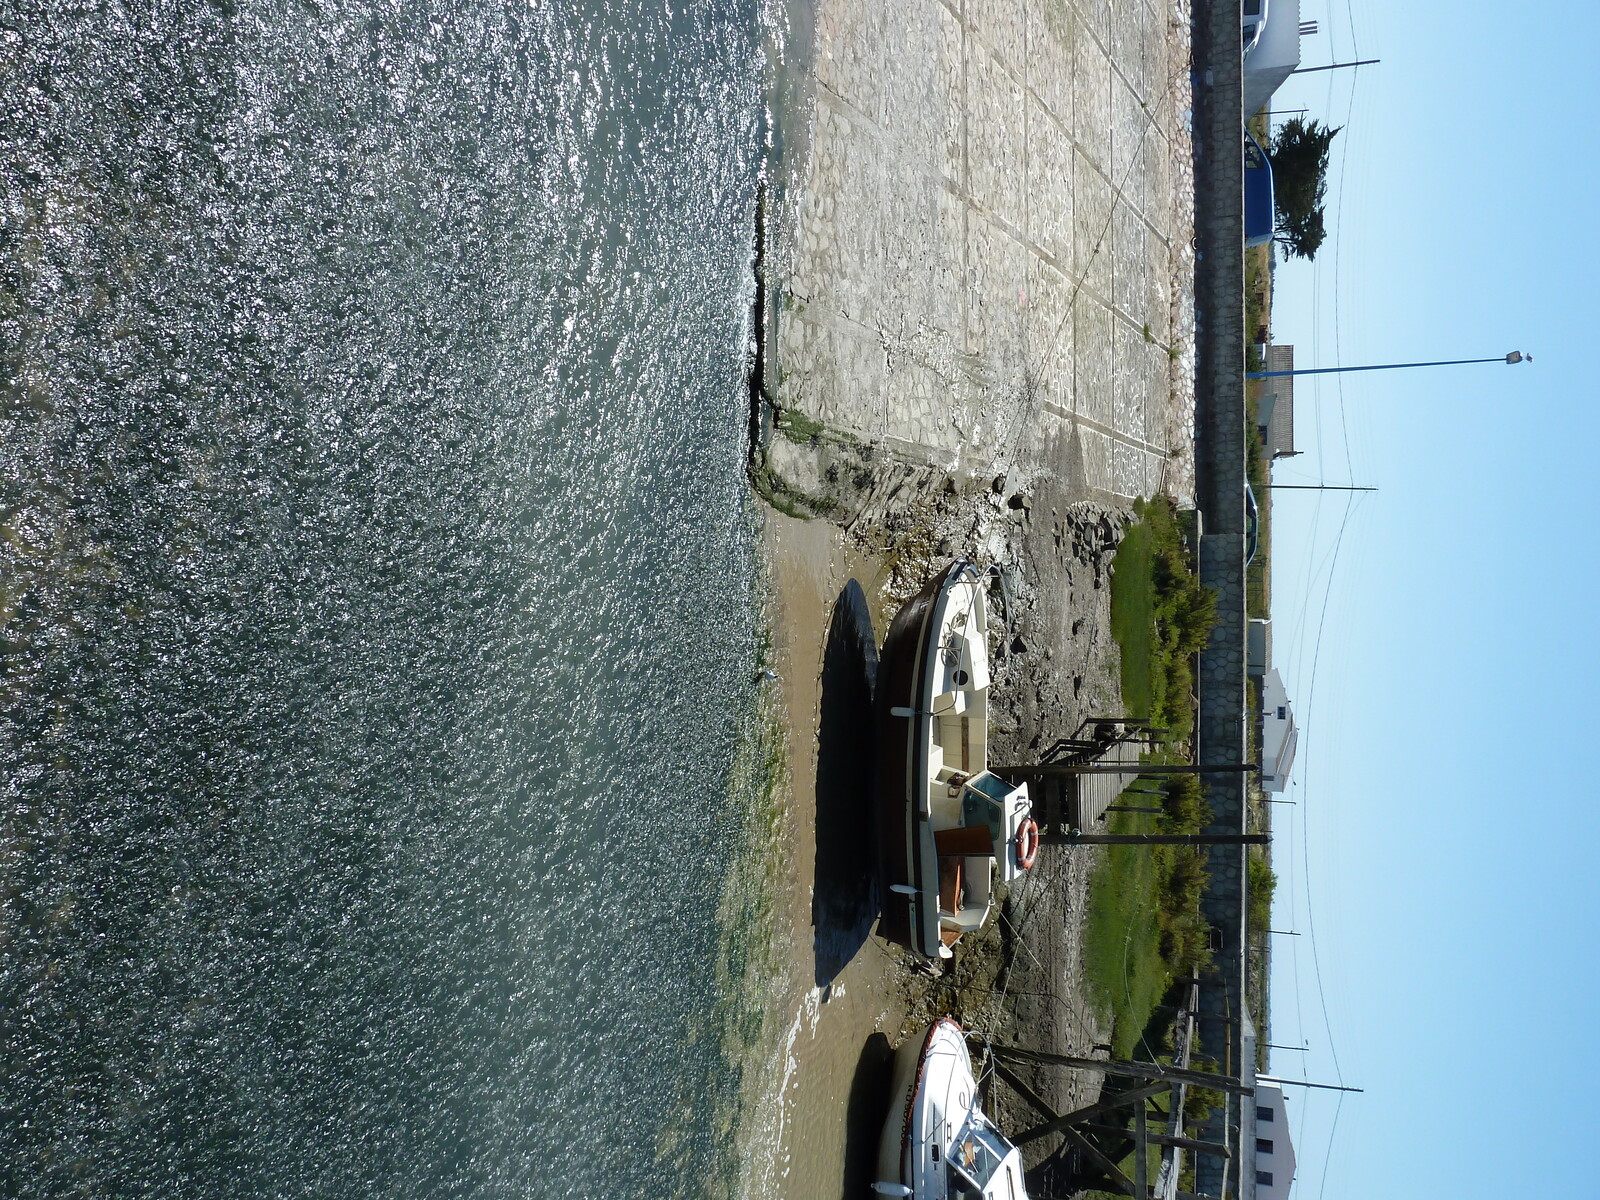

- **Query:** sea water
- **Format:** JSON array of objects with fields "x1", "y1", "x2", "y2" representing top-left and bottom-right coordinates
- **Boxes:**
[{"x1": 0, "y1": 2, "x2": 775, "y2": 1195}]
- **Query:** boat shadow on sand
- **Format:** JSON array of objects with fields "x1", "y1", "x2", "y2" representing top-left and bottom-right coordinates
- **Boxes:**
[
  {"x1": 841, "y1": 1032, "x2": 896, "y2": 1195},
  {"x1": 811, "y1": 578, "x2": 881, "y2": 989}
]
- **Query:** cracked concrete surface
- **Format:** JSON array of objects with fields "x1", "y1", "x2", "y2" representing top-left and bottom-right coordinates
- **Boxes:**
[{"x1": 766, "y1": 0, "x2": 1196, "y2": 522}]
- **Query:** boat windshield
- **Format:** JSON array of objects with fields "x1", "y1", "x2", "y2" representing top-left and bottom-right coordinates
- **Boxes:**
[
  {"x1": 965, "y1": 771, "x2": 1013, "y2": 805},
  {"x1": 960, "y1": 772, "x2": 1021, "y2": 841},
  {"x1": 948, "y1": 1113, "x2": 1022, "y2": 1198}
]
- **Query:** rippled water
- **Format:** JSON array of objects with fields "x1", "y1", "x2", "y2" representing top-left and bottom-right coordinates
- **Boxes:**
[{"x1": 0, "y1": 3, "x2": 775, "y2": 1195}]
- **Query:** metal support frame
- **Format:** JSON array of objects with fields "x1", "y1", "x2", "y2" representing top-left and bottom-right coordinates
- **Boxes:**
[{"x1": 980, "y1": 1021, "x2": 1253, "y2": 1200}]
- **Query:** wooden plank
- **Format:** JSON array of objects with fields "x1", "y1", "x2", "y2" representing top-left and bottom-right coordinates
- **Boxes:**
[
  {"x1": 1083, "y1": 1124, "x2": 1231, "y2": 1157},
  {"x1": 989, "y1": 1060, "x2": 1061, "y2": 1123},
  {"x1": 1134, "y1": 1104, "x2": 1148, "y2": 1200},
  {"x1": 1054, "y1": 1124, "x2": 1138, "y2": 1198},
  {"x1": 992, "y1": 1064, "x2": 1161, "y2": 1197}
]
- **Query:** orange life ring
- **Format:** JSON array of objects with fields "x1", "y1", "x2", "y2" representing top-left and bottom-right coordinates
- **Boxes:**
[{"x1": 1014, "y1": 818, "x2": 1040, "y2": 870}]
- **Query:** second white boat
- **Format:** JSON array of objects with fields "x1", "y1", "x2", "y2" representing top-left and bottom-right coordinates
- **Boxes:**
[{"x1": 873, "y1": 1018, "x2": 1029, "y2": 1200}]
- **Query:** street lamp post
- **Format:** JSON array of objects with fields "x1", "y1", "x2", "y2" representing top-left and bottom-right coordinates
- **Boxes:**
[{"x1": 1247, "y1": 350, "x2": 1531, "y2": 380}]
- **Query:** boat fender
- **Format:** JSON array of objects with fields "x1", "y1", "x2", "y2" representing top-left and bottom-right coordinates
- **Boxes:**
[
  {"x1": 1014, "y1": 818, "x2": 1040, "y2": 870},
  {"x1": 872, "y1": 1185, "x2": 913, "y2": 1197}
]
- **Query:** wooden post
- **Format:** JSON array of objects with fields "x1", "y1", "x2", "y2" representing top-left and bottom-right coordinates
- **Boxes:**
[
  {"x1": 988, "y1": 1046, "x2": 1255, "y2": 1096},
  {"x1": 1008, "y1": 1082, "x2": 1170, "y2": 1145},
  {"x1": 989, "y1": 1064, "x2": 1143, "y2": 1197},
  {"x1": 1058, "y1": 1125, "x2": 1140, "y2": 1197},
  {"x1": 987, "y1": 1059, "x2": 1058, "y2": 1123},
  {"x1": 1133, "y1": 1104, "x2": 1148, "y2": 1200},
  {"x1": 1255, "y1": 1075, "x2": 1366, "y2": 1094}
]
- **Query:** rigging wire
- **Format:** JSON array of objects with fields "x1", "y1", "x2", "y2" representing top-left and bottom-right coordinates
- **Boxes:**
[
  {"x1": 1292, "y1": 9, "x2": 1373, "y2": 1191},
  {"x1": 1288, "y1": 489, "x2": 1366, "y2": 1195}
]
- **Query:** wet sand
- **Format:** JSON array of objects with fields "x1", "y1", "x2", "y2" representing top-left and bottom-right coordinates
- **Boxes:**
[
  {"x1": 737, "y1": 514, "x2": 920, "y2": 1200},
  {"x1": 739, "y1": 506, "x2": 1125, "y2": 1199}
]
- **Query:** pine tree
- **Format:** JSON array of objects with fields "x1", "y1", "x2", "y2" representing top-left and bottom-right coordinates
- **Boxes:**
[{"x1": 1268, "y1": 118, "x2": 1341, "y2": 260}]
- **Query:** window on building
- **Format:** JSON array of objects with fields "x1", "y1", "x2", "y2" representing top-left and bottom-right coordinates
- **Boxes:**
[
  {"x1": 1256, "y1": 1138, "x2": 1274, "y2": 1154},
  {"x1": 1256, "y1": 1105, "x2": 1274, "y2": 1122},
  {"x1": 1256, "y1": 1171, "x2": 1274, "y2": 1186},
  {"x1": 1276, "y1": 706, "x2": 1287, "y2": 719}
]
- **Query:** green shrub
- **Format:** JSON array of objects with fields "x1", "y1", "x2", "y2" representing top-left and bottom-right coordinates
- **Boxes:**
[
  {"x1": 1111, "y1": 497, "x2": 1220, "y2": 742},
  {"x1": 1248, "y1": 854, "x2": 1277, "y2": 937},
  {"x1": 1184, "y1": 1086, "x2": 1225, "y2": 1124},
  {"x1": 1160, "y1": 774, "x2": 1210, "y2": 833},
  {"x1": 1085, "y1": 778, "x2": 1217, "y2": 1052}
]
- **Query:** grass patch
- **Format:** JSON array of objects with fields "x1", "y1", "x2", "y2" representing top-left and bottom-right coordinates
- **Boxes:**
[
  {"x1": 1095, "y1": 499, "x2": 1220, "y2": 1053},
  {"x1": 1109, "y1": 496, "x2": 1217, "y2": 742},
  {"x1": 1109, "y1": 518, "x2": 1156, "y2": 720},
  {"x1": 1083, "y1": 808, "x2": 1164, "y2": 1058},
  {"x1": 1083, "y1": 775, "x2": 1215, "y2": 1058}
]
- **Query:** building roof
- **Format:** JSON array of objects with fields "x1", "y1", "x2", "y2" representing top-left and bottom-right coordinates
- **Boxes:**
[{"x1": 1261, "y1": 669, "x2": 1297, "y2": 793}]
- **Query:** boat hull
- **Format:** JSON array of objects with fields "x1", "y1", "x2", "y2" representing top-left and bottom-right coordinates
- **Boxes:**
[
  {"x1": 875, "y1": 563, "x2": 964, "y2": 959},
  {"x1": 875, "y1": 1018, "x2": 974, "y2": 1196}
]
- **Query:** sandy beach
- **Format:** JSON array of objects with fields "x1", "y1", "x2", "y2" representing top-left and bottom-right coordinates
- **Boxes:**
[{"x1": 734, "y1": 515, "x2": 909, "y2": 1200}]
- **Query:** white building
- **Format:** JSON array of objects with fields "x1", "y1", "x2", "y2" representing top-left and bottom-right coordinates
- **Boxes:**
[
  {"x1": 1243, "y1": 1082, "x2": 1297, "y2": 1199},
  {"x1": 1260, "y1": 669, "x2": 1297, "y2": 793},
  {"x1": 1258, "y1": 345, "x2": 1298, "y2": 460},
  {"x1": 1243, "y1": 0, "x2": 1303, "y2": 118}
]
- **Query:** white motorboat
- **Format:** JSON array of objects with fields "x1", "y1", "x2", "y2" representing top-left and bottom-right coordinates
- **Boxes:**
[
  {"x1": 876, "y1": 561, "x2": 1039, "y2": 960},
  {"x1": 873, "y1": 1019, "x2": 1029, "y2": 1200}
]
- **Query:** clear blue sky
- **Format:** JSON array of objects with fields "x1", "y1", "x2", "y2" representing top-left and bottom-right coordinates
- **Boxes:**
[{"x1": 1263, "y1": 4, "x2": 1600, "y2": 1197}]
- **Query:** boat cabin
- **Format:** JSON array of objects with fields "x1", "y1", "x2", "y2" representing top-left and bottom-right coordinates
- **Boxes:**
[
  {"x1": 949, "y1": 1110, "x2": 1028, "y2": 1200},
  {"x1": 931, "y1": 771, "x2": 1032, "y2": 944}
]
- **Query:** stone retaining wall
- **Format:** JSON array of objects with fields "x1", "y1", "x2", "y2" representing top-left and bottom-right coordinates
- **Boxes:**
[{"x1": 1188, "y1": 0, "x2": 1250, "y2": 1195}]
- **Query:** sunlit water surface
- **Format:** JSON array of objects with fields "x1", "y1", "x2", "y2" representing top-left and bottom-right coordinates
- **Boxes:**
[{"x1": 0, "y1": 3, "x2": 776, "y2": 1195}]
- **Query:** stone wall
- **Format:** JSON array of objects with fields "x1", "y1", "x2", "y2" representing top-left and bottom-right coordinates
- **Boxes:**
[{"x1": 1189, "y1": 0, "x2": 1250, "y2": 1195}]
